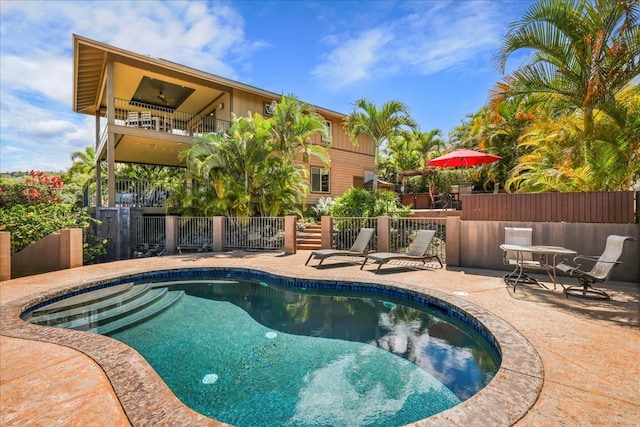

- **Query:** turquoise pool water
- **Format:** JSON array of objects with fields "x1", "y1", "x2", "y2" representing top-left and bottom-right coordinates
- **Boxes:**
[{"x1": 24, "y1": 269, "x2": 500, "y2": 426}]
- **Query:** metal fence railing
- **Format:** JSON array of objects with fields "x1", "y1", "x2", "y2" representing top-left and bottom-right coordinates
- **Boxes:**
[
  {"x1": 133, "y1": 216, "x2": 166, "y2": 255},
  {"x1": 224, "y1": 217, "x2": 285, "y2": 250},
  {"x1": 331, "y1": 217, "x2": 378, "y2": 251},
  {"x1": 390, "y1": 217, "x2": 446, "y2": 263},
  {"x1": 177, "y1": 217, "x2": 214, "y2": 253}
]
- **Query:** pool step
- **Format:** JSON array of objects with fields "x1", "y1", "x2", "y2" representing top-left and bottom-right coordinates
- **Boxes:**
[
  {"x1": 95, "y1": 290, "x2": 184, "y2": 335},
  {"x1": 31, "y1": 282, "x2": 136, "y2": 315},
  {"x1": 28, "y1": 285, "x2": 184, "y2": 334},
  {"x1": 29, "y1": 284, "x2": 153, "y2": 324}
]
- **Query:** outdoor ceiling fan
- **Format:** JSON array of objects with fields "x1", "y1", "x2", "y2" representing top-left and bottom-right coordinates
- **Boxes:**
[{"x1": 157, "y1": 90, "x2": 174, "y2": 105}]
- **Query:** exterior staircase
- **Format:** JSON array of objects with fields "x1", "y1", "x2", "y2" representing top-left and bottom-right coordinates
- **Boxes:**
[
  {"x1": 297, "y1": 223, "x2": 322, "y2": 250},
  {"x1": 25, "y1": 282, "x2": 183, "y2": 335}
]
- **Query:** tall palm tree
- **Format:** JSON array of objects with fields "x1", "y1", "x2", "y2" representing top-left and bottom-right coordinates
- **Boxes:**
[
  {"x1": 344, "y1": 99, "x2": 418, "y2": 190},
  {"x1": 493, "y1": 0, "x2": 640, "y2": 144},
  {"x1": 269, "y1": 94, "x2": 331, "y2": 167}
]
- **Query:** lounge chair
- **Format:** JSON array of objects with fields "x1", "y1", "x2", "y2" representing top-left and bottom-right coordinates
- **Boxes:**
[
  {"x1": 305, "y1": 228, "x2": 374, "y2": 266},
  {"x1": 556, "y1": 235, "x2": 634, "y2": 300},
  {"x1": 360, "y1": 229, "x2": 442, "y2": 273}
]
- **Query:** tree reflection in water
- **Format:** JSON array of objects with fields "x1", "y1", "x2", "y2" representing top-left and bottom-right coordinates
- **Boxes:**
[{"x1": 163, "y1": 276, "x2": 499, "y2": 401}]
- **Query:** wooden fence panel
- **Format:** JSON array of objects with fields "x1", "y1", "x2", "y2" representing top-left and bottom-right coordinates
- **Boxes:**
[{"x1": 461, "y1": 191, "x2": 637, "y2": 223}]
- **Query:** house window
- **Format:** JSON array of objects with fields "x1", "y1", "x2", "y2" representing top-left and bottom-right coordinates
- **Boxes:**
[
  {"x1": 263, "y1": 101, "x2": 276, "y2": 116},
  {"x1": 311, "y1": 167, "x2": 330, "y2": 193},
  {"x1": 322, "y1": 121, "x2": 332, "y2": 143}
]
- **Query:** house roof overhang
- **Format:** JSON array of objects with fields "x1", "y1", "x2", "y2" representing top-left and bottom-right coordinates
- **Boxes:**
[{"x1": 72, "y1": 34, "x2": 346, "y2": 119}]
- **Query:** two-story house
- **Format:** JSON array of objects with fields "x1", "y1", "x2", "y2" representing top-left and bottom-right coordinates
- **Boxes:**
[{"x1": 72, "y1": 34, "x2": 376, "y2": 214}]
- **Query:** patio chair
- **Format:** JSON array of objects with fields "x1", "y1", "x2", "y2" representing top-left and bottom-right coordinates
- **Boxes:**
[
  {"x1": 502, "y1": 227, "x2": 542, "y2": 289},
  {"x1": 556, "y1": 235, "x2": 634, "y2": 300},
  {"x1": 141, "y1": 111, "x2": 153, "y2": 129},
  {"x1": 360, "y1": 229, "x2": 442, "y2": 273},
  {"x1": 305, "y1": 228, "x2": 374, "y2": 266},
  {"x1": 126, "y1": 111, "x2": 139, "y2": 127}
]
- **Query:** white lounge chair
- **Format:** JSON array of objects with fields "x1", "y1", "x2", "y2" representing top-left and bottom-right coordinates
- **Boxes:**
[
  {"x1": 556, "y1": 235, "x2": 634, "y2": 299},
  {"x1": 305, "y1": 228, "x2": 374, "y2": 266},
  {"x1": 360, "y1": 229, "x2": 442, "y2": 273}
]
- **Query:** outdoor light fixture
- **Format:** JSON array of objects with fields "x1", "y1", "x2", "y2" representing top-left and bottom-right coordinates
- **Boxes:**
[{"x1": 218, "y1": 103, "x2": 224, "y2": 110}]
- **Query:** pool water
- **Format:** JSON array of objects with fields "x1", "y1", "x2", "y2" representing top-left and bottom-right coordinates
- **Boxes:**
[{"x1": 105, "y1": 275, "x2": 499, "y2": 427}]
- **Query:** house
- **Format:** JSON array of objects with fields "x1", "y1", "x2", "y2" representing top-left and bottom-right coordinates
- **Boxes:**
[{"x1": 72, "y1": 34, "x2": 375, "y2": 213}]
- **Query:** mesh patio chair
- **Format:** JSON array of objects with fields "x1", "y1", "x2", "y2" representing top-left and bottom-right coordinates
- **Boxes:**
[
  {"x1": 360, "y1": 229, "x2": 442, "y2": 273},
  {"x1": 556, "y1": 235, "x2": 634, "y2": 300},
  {"x1": 305, "y1": 228, "x2": 374, "y2": 266}
]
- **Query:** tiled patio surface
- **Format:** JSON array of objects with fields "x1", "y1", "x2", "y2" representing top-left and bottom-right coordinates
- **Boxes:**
[{"x1": 1, "y1": 251, "x2": 638, "y2": 426}]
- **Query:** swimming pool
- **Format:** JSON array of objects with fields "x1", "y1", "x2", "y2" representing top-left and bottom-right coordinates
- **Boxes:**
[
  {"x1": 24, "y1": 270, "x2": 499, "y2": 426},
  {"x1": 9, "y1": 264, "x2": 543, "y2": 426}
]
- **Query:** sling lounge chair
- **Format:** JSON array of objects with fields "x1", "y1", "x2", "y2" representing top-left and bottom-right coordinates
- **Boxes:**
[
  {"x1": 556, "y1": 235, "x2": 633, "y2": 300},
  {"x1": 360, "y1": 229, "x2": 442, "y2": 273},
  {"x1": 305, "y1": 228, "x2": 374, "y2": 266}
]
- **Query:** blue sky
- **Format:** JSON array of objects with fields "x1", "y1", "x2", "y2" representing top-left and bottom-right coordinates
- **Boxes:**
[{"x1": 0, "y1": 0, "x2": 534, "y2": 173}]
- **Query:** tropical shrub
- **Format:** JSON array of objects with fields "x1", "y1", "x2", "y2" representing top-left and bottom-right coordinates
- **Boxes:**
[
  {"x1": 329, "y1": 188, "x2": 410, "y2": 218},
  {"x1": 0, "y1": 203, "x2": 105, "y2": 263},
  {"x1": 0, "y1": 171, "x2": 106, "y2": 264}
]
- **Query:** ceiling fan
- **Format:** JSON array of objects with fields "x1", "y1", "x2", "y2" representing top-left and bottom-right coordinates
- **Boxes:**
[{"x1": 157, "y1": 90, "x2": 174, "y2": 105}]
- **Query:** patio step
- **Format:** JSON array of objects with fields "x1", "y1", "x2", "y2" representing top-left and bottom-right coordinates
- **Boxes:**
[{"x1": 297, "y1": 223, "x2": 322, "y2": 250}]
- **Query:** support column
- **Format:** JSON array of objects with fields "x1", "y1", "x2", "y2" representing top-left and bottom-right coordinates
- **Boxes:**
[
  {"x1": 321, "y1": 216, "x2": 333, "y2": 249},
  {"x1": 106, "y1": 61, "x2": 116, "y2": 207},
  {"x1": 284, "y1": 216, "x2": 297, "y2": 254},
  {"x1": 377, "y1": 216, "x2": 390, "y2": 252}
]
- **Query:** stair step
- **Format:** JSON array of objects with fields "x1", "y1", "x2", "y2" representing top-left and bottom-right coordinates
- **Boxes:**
[
  {"x1": 31, "y1": 282, "x2": 135, "y2": 315},
  {"x1": 298, "y1": 244, "x2": 321, "y2": 250},
  {"x1": 96, "y1": 290, "x2": 184, "y2": 335},
  {"x1": 54, "y1": 288, "x2": 170, "y2": 331},
  {"x1": 29, "y1": 284, "x2": 152, "y2": 324}
]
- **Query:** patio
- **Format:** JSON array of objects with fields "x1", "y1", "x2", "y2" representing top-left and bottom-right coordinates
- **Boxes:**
[{"x1": 1, "y1": 251, "x2": 638, "y2": 426}]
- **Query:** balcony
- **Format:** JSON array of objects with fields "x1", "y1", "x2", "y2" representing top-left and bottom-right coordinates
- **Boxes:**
[{"x1": 97, "y1": 98, "x2": 231, "y2": 167}]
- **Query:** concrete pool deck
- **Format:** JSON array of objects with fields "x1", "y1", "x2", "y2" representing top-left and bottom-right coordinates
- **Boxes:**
[{"x1": 1, "y1": 251, "x2": 638, "y2": 426}]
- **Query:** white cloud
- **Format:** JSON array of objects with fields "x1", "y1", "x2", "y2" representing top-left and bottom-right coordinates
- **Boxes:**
[
  {"x1": 312, "y1": 29, "x2": 394, "y2": 89},
  {"x1": 311, "y1": 1, "x2": 507, "y2": 89}
]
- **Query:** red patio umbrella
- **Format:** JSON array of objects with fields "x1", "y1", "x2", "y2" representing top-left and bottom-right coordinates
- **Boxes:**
[
  {"x1": 427, "y1": 149, "x2": 502, "y2": 194},
  {"x1": 427, "y1": 148, "x2": 501, "y2": 168}
]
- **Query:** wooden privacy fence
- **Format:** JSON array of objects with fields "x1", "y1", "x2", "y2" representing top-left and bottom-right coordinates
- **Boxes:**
[{"x1": 461, "y1": 191, "x2": 638, "y2": 223}]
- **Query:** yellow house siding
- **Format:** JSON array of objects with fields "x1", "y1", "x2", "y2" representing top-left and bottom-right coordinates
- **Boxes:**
[{"x1": 303, "y1": 148, "x2": 375, "y2": 205}]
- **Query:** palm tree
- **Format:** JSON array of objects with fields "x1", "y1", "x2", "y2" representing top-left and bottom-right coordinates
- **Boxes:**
[
  {"x1": 493, "y1": 0, "x2": 640, "y2": 144},
  {"x1": 269, "y1": 94, "x2": 331, "y2": 167},
  {"x1": 412, "y1": 129, "x2": 445, "y2": 169},
  {"x1": 67, "y1": 146, "x2": 95, "y2": 185},
  {"x1": 344, "y1": 99, "x2": 418, "y2": 190}
]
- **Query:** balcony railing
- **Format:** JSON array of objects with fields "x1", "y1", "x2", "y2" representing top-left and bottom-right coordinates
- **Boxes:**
[
  {"x1": 85, "y1": 179, "x2": 170, "y2": 208},
  {"x1": 99, "y1": 98, "x2": 231, "y2": 149}
]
